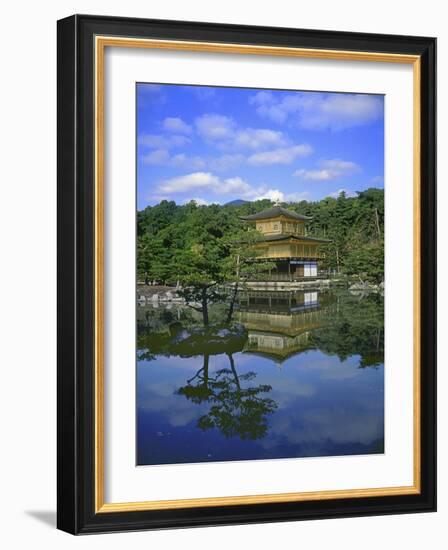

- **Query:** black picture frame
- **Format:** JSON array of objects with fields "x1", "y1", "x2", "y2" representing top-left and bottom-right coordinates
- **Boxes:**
[{"x1": 57, "y1": 14, "x2": 436, "y2": 534}]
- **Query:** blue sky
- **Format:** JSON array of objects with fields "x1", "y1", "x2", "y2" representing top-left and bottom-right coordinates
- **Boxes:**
[{"x1": 137, "y1": 83, "x2": 384, "y2": 210}]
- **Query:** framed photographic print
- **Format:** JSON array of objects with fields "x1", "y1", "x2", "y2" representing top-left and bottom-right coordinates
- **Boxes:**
[{"x1": 57, "y1": 14, "x2": 436, "y2": 534}]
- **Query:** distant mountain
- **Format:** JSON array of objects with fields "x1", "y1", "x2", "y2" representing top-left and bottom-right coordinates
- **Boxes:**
[{"x1": 224, "y1": 199, "x2": 250, "y2": 206}]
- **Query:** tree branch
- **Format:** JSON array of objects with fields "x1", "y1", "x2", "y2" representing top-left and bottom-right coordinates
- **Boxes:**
[{"x1": 186, "y1": 303, "x2": 203, "y2": 312}]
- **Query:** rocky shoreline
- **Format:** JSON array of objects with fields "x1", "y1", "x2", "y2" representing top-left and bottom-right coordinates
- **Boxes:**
[
  {"x1": 349, "y1": 281, "x2": 385, "y2": 294},
  {"x1": 137, "y1": 285, "x2": 185, "y2": 305},
  {"x1": 137, "y1": 278, "x2": 384, "y2": 305}
]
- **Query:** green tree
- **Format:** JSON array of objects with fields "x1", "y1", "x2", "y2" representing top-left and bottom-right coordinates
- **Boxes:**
[
  {"x1": 171, "y1": 208, "x2": 231, "y2": 326},
  {"x1": 344, "y1": 240, "x2": 384, "y2": 284},
  {"x1": 136, "y1": 188, "x2": 386, "y2": 307},
  {"x1": 137, "y1": 233, "x2": 173, "y2": 284},
  {"x1": 221, "y1": 227, "x2": 275, "y2": 324}
]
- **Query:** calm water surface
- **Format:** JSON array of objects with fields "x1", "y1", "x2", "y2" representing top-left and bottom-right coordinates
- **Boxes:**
[{"x1": 137, "y1": 289, "x2": 384, "y2": 465}]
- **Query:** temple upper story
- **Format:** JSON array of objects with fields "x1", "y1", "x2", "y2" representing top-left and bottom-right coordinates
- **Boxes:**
[
  {"x1": 240, "y1": 205, "x2": 329, "y2": 268},
  {"x1": 240, "y1": 205, "x2": 312, "y2": 237}
]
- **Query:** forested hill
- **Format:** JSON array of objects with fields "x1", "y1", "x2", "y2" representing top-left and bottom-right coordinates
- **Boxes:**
[{"x1": 137, "y1": 188, "x2": 384, "y2": 283}]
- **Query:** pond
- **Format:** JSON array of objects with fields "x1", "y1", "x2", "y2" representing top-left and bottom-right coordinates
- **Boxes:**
[{"x1": 137, "y1": 288, "x2": 384, "y2": 465}]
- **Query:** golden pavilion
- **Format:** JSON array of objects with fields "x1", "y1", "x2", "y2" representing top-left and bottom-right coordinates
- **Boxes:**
[{"x1": 240, "y1": 205, "x2": 329, "y2": 280}]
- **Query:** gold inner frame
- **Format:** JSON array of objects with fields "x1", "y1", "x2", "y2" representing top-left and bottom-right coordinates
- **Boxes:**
[{"x1": 94, "y1": 36, "x2": 422, "y2": 514}]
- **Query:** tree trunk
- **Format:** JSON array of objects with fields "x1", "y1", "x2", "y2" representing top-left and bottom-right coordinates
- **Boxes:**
[
  {"x1": 227, "y1": 353, "x2": 240, "y2": 390},
  {"x1": 201, "y1": 287, "x2": 209, "y2": 327},
  {"x1": 226, "y1": 282, "x2": 239, "y2": 325},
  {"x1": 225, "y1": 254, "x2": 240, "y2": 325},
  {"x1": 187, "y1": 354, "x2": 210, "y2": 386},
  {"x1": 374, "y1": 208, "x2": 381, "y2": 238},
  {"x1": 203, "y1": 354, "x2": 210, "y2": 387}
]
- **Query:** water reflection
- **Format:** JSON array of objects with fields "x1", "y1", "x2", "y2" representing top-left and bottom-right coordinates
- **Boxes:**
[
  {"x1": 137, "y1": 289, "x2": 384, "y2": 465},
  {"x1": 237, "y1": 290, "x2": 335, "y2": 363},
  {"x1": 176, "y1": 353, "x2": 277, "y2": 440}
]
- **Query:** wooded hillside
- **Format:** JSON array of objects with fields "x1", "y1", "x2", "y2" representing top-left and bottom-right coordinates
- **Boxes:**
[{"x1": 137, "y1": 188, "x2": 384, "y2": 285}]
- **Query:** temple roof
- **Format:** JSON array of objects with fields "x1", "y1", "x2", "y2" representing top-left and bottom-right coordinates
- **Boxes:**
[
  {"x1": 240, "y1": 206, "x2": 312, "y2": 222},
  {"x1": 258, "y1": 234, "x2": 330, "y2": 243},
  {"x1": 242, "y1": 343, "x2": 315, "y2": 363}
]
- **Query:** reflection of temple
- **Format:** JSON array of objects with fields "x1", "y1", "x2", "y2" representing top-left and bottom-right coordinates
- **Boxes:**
[{"x1": 237, "y1": 290, "x2": 334, "y2": 362}]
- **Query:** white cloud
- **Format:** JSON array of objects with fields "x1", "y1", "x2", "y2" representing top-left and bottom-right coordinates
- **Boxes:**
[
  {"x1": 195, "y1": 114, "x2": 236, "y2": 141},
  {"x1": 234, "y1": 128, "x2": 287, "y2": 150},
  {"x1": 285, "y1": 191, "x2": 311, "y2": 202},
  {"x1": 249, "y1": 90, "x2": 299, "y2": 124},
  {"x1": 137, "y1": 84, "x2": 166, "y2": 105},
  {"x1": 158, "y1": 172, "x2": 221, "y2": 194},
  {"x1": 209, "y1": 154, "x2": 245, "y2": 172},
  {"x1": 294, "y1": 169, "x2": 335, "y2": 181},
  {"x1": 171, "y1": 153, "x2": 206, "y2": 170},
  {"x1": 249, "y1": 90, "x2": 274, "y2": 106},
  {"x1": 142, "y1": 143, "x2": 312, "y2": 170},
  {"x1": 222, "y1": 176, "x2": 253, "y2": 195},
  {"x1": 294, "y1": 159, "x2": 360, "y2": 181},
  {"x1": 142, "y1": 149, "x2": 206, "y2": 170},
  {"x1": 253, "y1": 189, "x2": 310, "y2": 203},
  {"x1": 237, "y1": 185, "x2": 286, "y2": 202},
  {"x1": 328, "y1": 188, "x2": 358, "y2": 198},
  {"x1": 307, "y1": 94, "x2": 383, "y2": 130},
  {"x1": 156, "y1": 171, "x2": 288, "y2": 202},
  {"x1": 195, "y1": 113, "x2": 289, "y2": 151},
  {"x1": 142, "y1": 149, "x2": 170, "y2": 165},
  {"x1": 142, "y1": 149, "x2": 243, "y2": 172},
  {"x1": 248, "y1": 144, "x2": 312, "y2": 166},
  {"x1": 321, "y1": 159, "x2": 359, "y2": 171},
  {"x1": 250, "y1": 91, "x2": 383, "y2": 131},
  {"x1": 253, "y1": 189, "x2": 285, "y2": 202},
  {"x1": 162, "y1": 117, "x2": 192, "y2": 134},
  {"x1": 189, "y1": 87, "x2": 217, "y2": 101},
  {"x1": 138, "y1": 133, "x2": 190, "y2": 149}
]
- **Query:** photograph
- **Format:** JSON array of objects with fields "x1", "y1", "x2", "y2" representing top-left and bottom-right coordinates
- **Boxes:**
[{"x1": 136, "y1": 83, "x2": 385, "y2": 466}]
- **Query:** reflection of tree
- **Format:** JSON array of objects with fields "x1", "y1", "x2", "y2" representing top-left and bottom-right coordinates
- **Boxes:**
[
  {"x1": 137, "y1": 306, "x2": 194, "y2": 337},
  {"x1": 137, "y1": 323, "x2": 247, "y2": 362},
  {"x1": 176, "y1": 353, "x2": 277, "y2": 440},
  {"x1": 310, "y1": 293, "x2": 384, "y2": 368},
  {"x1": 236, "y1": 289, "x2": 384, "y2": 368}
]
